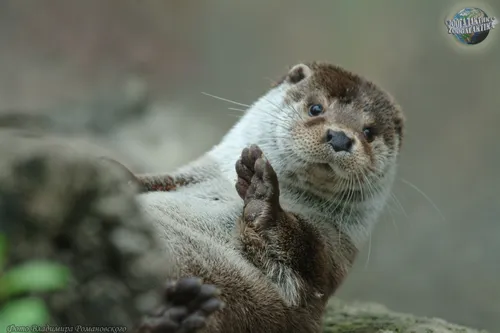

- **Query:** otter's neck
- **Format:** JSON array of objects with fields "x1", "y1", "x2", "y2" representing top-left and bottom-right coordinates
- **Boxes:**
[
  {"x1": 208, "y1": 87, "x2": 284, "y2": 182},
  {"x1": 280, "y1": 168, "x2": 396, "y2": 249}
]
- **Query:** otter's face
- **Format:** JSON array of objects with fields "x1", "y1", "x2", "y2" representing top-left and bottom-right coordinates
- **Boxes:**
[{"x1": 270, "y1": 63, "x2": 404, "y2": 186}]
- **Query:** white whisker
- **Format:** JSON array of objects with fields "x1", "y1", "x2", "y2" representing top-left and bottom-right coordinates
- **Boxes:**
[
  {"x1": 201, "y1": 92, "x2": 251, "y2": 108},
  {"x1": 390, "y1": 192, "x2": 408, "y2": 219},
  {"x1": 264, "y1": 76, "x2": 278, "y2": 86},
  {"x1": 228, "y1": 107, "x2": 247, "y2": 112},
  {"x1": 399, "y1": 178, "x2": 446, "y2": 222},
  {"x1": 364, "y1": 231, "x2": 372, "y2": 269}
]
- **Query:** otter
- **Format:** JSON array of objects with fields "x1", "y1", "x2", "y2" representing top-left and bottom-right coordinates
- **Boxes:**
[{"x1": 127, "y1": 62, "x2": 405, "y2": 332}]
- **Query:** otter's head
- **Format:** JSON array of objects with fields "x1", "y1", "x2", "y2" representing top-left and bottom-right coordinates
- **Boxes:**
[{"x1": 254, "y1": 62, "x2": 404, "y2": 194}]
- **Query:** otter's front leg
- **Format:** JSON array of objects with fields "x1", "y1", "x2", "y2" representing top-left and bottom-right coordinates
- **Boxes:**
[
  {"x1": 235, "y1": 144, "x2": 282, "y2": 231},
  {"x1": 139, "y1": 278, "x2": 224, "y2": 333},
  {"x1": 234, "y1": 145, "x2": 326, "y2": 307}
]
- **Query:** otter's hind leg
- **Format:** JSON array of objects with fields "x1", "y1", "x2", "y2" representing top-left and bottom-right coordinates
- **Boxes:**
[{"x1": 139, "y1": 277, "x2": 224, "y2": 333}]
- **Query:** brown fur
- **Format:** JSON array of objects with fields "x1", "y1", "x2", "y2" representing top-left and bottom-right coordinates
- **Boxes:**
[
  {"x1": 288, "y1": 62, "x2": 404, "y2": 149},
  {"x1": 307, "y1": 63, "x2": 360, "y2": 103}
]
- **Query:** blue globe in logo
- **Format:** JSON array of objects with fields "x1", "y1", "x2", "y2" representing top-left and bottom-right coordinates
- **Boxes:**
[{"x1": 448, "y1": 7, "x2": 493, "y2": 45}]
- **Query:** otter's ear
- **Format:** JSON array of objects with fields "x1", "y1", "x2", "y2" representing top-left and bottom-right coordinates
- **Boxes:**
[
  {"x1": 272, "y1": 63, "x2": 312, "y2": 87},
  {"x1": 394, "y1": 114, "x2": 405, "y2": 149},
  {"x1": 286, "y1": 64, "x2": 312, "y2": 84}
]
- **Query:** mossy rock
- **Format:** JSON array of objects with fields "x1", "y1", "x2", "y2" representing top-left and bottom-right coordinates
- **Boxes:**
[{"x1": 323, "y1": 299, "x2": 487, "y2": 333}]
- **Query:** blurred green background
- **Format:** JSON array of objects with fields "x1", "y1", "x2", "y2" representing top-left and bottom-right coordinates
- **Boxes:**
[{"x1": 1, "y1": 0, "x2": 499, "y2": 331}]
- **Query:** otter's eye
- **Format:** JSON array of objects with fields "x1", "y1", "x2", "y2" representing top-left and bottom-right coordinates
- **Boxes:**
[
  {"x1": 308, "y1": 104, "x2": 324, "y2": 117},
  {"x1": 363, "y1": 127, "x2": 375, "y2": 142}
]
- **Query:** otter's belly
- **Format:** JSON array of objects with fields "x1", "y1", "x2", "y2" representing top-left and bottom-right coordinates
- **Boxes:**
[
  {"x1": 135, "y1": 182, "x2": 243, "y2": 244},
  {"x1": 133, "y1": 183, "x2": 247, "y2": 279}
]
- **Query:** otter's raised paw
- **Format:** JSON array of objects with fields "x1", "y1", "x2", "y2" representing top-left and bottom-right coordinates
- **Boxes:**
[
  {"x1": 139, "y1": 278, "x2": 224, "y2": 333},
  {"x1": 235, "y1": 144, "x2": 281, "y2": 228}
]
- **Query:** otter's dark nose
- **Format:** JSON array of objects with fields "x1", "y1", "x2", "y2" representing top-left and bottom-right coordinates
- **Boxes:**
[{"x1": 326, "y1": 129, "x2": 353, "y2": 152}]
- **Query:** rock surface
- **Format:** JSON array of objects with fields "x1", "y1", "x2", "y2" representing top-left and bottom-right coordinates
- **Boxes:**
[{"x1": 323, "y1": 300, "x2": 486, "y2": 333}]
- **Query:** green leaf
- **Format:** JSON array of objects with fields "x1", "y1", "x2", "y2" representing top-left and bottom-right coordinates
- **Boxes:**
[
  {"x1": 0, "y1": 261, "x2": 71, "y2": 299},
  {"x1": 0, "y1": 297, "x2": 49, "y2": 333}
]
